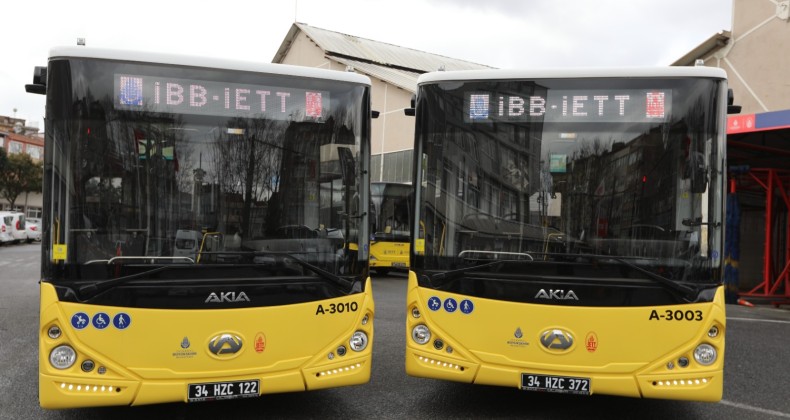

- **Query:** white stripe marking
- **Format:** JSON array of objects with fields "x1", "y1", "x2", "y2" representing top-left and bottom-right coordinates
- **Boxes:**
[
  {"x1": 728, "y1": 317, "x2": 790, "y2": 325},
  {"x1": 720, "y1": 400, "x2": 790, "y2": 418}
]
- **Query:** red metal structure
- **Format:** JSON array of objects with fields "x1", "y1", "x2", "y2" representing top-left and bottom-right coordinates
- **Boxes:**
[{"x1": 736, "y1": 168, "x2": 790, "y2": 306}]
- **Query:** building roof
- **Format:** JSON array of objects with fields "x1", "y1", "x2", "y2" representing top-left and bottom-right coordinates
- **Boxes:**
[
  {"x1": 672, "y1": 30, "x2": 731, "y2": 66},
  {"x1": 273, "y1": 23, "x2": 493, "y2": 92},
  {"x1": 1, "y1": 131, "x2": 44, "y2": 146}
]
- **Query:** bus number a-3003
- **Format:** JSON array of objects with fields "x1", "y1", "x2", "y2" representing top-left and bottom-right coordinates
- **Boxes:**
[
  {"x1": 315, "y1": 301, "x2": 359, "y2": 315},
  {"x1": 649, "y1": 309, "x2": 703, "y2": 321}
]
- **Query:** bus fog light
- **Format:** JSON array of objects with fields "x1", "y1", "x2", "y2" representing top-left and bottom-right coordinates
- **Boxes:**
[
  {"x1": 81, "y1": 359, "x2": 95, "y2": 372},
  {"x1": 47, "y1": 325, "x2": 62, "y2": 339},
  {"x1": 411, "y1": 307, "x2": 421, "y2": 318},
  {"x1": 707, "y1": 325, "x2": 719, "y2": 338},
  {"x1": 412, "y1": 324, "x2": 431, "y2": 345},
  {"x1": 693, "y1": 344, "x2": 717, "y2": 366},
  {"x1": 678, "y1": 357, "x2": 689, "y2": 368},
  {"x1": 49, "y1": 345, "x2": 76, "y2": 370},
  {"x1": 349, "y1": 331, "x2": 368, "y2": 352}
]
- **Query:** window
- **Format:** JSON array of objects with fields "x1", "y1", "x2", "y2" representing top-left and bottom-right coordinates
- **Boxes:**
[
  {"x1": 8, "y1": 141, "x2": 22, "y2": 154},
  {"x1": 27, "y1": 145, "x2": 42, "y2": 160}
]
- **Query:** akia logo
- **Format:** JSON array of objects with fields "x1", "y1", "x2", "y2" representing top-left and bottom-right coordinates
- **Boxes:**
[
  {"x1": 535, "y1": 289, "x2": 578, "y2": 300},
  {"x1": 205, "y1": 291, "x2": 251, "y2": 303}
]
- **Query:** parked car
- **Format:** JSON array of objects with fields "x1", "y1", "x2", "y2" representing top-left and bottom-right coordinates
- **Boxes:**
[
  {"x1": 25, "y1": 220, "x2": 42, "y2": 243},
  {"x1": 0, "y1": 217, "x2": 12, "y2": 245},
  {"x1": 0, "y1": 212, "x2": 27, "y2": 244}
]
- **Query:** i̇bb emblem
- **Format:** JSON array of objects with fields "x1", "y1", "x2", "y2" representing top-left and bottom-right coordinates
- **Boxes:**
[
  {"x1": 254, "y1": 332, "x2": 266, "y2": 353},
  {"x1": 585, "y1": 332, "x2": 598, "y2": 353}
]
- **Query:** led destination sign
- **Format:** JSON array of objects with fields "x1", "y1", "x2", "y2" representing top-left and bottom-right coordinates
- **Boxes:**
[
  {"x1": 115, "y1": 74, "x2": 330, "y2": 121},
  {"x1": 466, "y1": 89, "x2": 672, "y2": 124}
]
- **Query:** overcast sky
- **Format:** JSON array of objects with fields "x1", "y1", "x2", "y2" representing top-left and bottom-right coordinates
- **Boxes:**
[{"x1": 2, "y1": 0, "x2": 732, "y2": 130}]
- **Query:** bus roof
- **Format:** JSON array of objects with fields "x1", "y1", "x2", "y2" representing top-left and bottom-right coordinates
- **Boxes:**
[
  {"x1": 48, "y1": 46, "x2": 372, "y2": 86},
  {"x1": 417, "y1": 66, "x2": 727, "y2": 85}
]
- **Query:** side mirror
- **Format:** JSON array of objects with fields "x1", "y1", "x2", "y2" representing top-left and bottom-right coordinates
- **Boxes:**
[
  {"x1": 404, "y1": 94, "x2": 416, "y2": 116},
  {"x1": 727, "y1": 88, "x2": 741, "y2": 114}
]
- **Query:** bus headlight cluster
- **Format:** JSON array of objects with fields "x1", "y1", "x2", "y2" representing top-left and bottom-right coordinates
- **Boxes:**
[
  {"x1": 49, "y1": 345, "x2": 77, "y2": 370},
  {"x1": 412, "y1": 324, "x2": 431, "y2": 345},
  {"x1": 693, "y1": 344, "x2": 717, "y2": 366},
  {"x1": 349, "y1": 331, "x2": 368, "y2": 352}
]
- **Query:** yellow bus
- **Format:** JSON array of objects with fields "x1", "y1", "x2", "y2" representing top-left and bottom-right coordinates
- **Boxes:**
[
  {"x1": 370, "y1": 182, "x2": 412, "y2": 274},
  {"x1": 27, "y1": 46, "x2": 374, "y2": 408},
  {"x1": 405, "y1": 67, "x2": 728, "y2": 401}
]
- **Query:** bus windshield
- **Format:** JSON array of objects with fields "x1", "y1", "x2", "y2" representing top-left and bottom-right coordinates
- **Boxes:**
[
  {"x1": 371, "y1": 182, "x2": 412, "y2": 242},
  {"x1": 44, "y1": 57, "x2": 370, "y2": 298},
  {"x1": 413, "y1": 76, "x2": 724, "y2": 297}
]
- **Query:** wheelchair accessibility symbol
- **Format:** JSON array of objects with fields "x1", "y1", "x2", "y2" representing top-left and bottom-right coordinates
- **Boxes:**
[
  {"x1": 92, "y1": 312, "x2": 110, "y2": 330},
  {"x1": 443, "y1": 298, "x2": 458, "y2": 313}
]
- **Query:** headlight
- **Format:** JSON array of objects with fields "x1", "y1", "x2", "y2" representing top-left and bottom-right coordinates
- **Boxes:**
[
  {"x1": 49, "y1": 345, "x2": 77, "y2": 370},
  {"x1": 349, "y1": 331, "x2": 368, "y2": 352},
  {"x1": 693, "y1": 344, "x2": 717, "y2": 366},
  {"x1": 412, "y1": 324, "x2": 431, "y2": 345}
]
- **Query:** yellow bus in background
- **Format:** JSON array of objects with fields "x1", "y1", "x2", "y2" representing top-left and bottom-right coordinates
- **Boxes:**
[
  {"x1": 369, "y1": 182, "x2": 412, "y2": 275},
  {"x1": 27, "y1": 46, "x2": 374, "y2": 408},
  {"x1": 405, "y1": 67, "x2": 728, "y2": 401}
]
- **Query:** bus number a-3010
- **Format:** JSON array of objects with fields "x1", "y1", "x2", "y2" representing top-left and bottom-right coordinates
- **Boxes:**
[{"x1": 315, "y1": 302, "x2": 358, "y2": 315}]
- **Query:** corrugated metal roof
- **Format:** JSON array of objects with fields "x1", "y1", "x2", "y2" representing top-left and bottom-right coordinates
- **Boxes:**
[
  {"x1": 672, "y1": 30, "x2": 731, "y2": 66},
  {"x1": 331, "y1": 57, "x2": 421, "y2": 92},
  {"x1": 273, "y1": 23, "x2": 494, "y2": 92}
]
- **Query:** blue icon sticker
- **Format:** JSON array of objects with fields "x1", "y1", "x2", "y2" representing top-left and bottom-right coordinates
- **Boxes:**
[
  {"x1": 443, "y1": 298, "x2": 458, "y2": 313},
  {"x1": 71, "y1": 312, "x2": 90, "y2": 330},
  {"x1": 460, "y1": 299, "x2": 475, "y2": 314},
  {"x1": 427, "y1": 296, "x2": 442, "y2": 311},
  {"x1": 113, "y1": 313, "x2": 131, "y2": 330},
  {"x1": 92, "y1": 312, "x2": 110, "y2": 330}
]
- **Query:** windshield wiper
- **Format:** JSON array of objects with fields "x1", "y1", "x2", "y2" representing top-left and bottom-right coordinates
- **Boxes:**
[
  {"x1": 424, "y1": 260, "x2": 507, "y2": 285},
  {"x1": 78, "y1": 251, "x2": 355, "y2": 300},
  {"x1": 78, "y1": 266, "x2": 173, "y2": 300},
  {"x1": 210, "y1": 250, "x2": 356, "y2": 291},
  {"x1": 425, "y1": 251, "x2": 538, "y2": 285},
  {"x1": 598, "y1": 256, "x2": 700, "y2": 302}
]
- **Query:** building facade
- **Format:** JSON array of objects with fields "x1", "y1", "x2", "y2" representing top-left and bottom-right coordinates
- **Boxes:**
[
  {"x1": 273, "y1": 23, "x2": 492, "y2": 183},
  {"x1": 0, "y1": 117, "x2": 44, "y2": 218},
  {"x1": 675, "y1": 0, "x2": 790, "y2": 297}
]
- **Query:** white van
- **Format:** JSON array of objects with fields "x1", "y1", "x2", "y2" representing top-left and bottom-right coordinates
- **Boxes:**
[
  {"x1": 174, "y1": 230, "x2": 202, "y2": 261},
  {"x1": 0, "y1": 212, "x2": 27, "y2": 244},
  {"x1": 0, "y1": 217, "x2": 11, "y2": 245}
]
